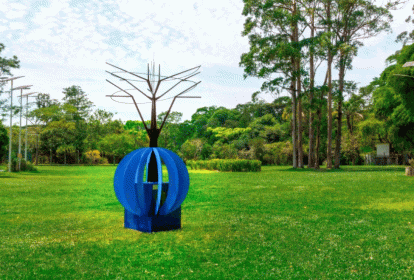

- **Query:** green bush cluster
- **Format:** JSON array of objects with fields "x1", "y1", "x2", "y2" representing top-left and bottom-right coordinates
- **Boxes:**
[
  {"x1": 10, "y1": 159, "x2": 37, "y2": 172},
  {"x1": 84, "y1": 150, "x2": 109, "y2": 165},
  {"x1": 187, "y1": 159, "x2": 261, "y2": 172},
  {"x1": 261, "y1": 141, "x2": 293, "y2": 165}
]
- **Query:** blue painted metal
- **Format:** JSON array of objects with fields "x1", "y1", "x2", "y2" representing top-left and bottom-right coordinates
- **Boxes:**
[
  {"x1": 153, "y1": 148, "x2": 163, "y2": 215},
  {"x1": 114, "y1": 147, "x2": 189, "y2": 233}
]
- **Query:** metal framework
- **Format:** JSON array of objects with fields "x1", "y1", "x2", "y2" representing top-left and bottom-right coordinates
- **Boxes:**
[
  {"x1": 0, "y1": 76, "x2": 25, "y2": 172},
  {"x1": 394, "y1": 61, "x2": 414, "y2": 79},
  {"x1": 21, "y1": 92, "x2": 38, "y2": 161},
  {"x1": 16, "y1": 85, "x2": 32, "y2": 170},
  {"x1": 105, "y1": 61, "x2": 201, "y2": 148},
  {"x1": 403, "y1": 61, "x2": 414, "y2": 67}
]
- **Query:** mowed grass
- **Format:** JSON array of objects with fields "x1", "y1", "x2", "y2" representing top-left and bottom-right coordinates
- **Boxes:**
[{"x1": 1, "y1": 165, "x2": 414, "y2": 279}]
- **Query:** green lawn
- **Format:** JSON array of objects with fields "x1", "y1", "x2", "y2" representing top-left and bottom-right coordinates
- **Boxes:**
[{"x1": 1, "y1": 165, "x2": 414, "y2": 279}]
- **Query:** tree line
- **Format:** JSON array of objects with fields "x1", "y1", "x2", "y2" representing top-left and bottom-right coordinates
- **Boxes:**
[
  {"x1": 0, "y1": 0, "x2": 413, "y2": 167},
  {"x1": 239, "y1": 0, "x2": 411, "y2": 168}
]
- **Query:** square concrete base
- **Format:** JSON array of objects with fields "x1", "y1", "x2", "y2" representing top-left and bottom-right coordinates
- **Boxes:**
[{"x1": 124, "y1": 207, "x2": 181, "y2": 233}]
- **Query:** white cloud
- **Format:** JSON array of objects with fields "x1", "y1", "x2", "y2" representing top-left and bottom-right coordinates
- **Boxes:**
[
  {"x1": 9, "y1": 22, "x2": 25, "y2": 30},
  {"x1": 1, "y1": 0, "x2": 413, "y2": 124}
]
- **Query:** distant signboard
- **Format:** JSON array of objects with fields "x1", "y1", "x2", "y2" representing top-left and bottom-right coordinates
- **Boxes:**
[{"x1": 376, "y1": 144, "x2": 390, "y2": 157}]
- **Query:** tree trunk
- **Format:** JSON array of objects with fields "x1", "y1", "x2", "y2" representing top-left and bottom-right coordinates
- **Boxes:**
[
  {"x1": 315, "y1": 110, "x2": 321, "y2": 169},
  {"x1": 291, "y1": 79, "x2": 297, "y2": 168},
  {"x1": 315, "y1": 71, "x2": 329, "y2": 169},
  {"x1": 308, "y1": 10, "x2": 315, "y2": 168},
  {"x1": 297, "y1": 81, "x2": 304, "y2": 168},
  {"x1": 291, "y1": 73, "x2": 297, "y2": 169},
  {"x1": 291, "y1": 1, "x2": 298, "y2": 169},
  {"x1": 334, "y1": 54, "x2": 346, "y2": 169},
  {"x1": 346, "y1": 114, "x2": 352, "y2": 135},
  {"x1": 35, "y1": 134, "x2": 39, "y2": 166},
  {"x1": 326, "y1": 0, "x2": 333, "y2": 169}
]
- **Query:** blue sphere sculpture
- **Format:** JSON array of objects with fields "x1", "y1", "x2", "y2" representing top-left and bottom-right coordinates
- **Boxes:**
[{"x1": 114, "y1": 147, "x2": 189, "y2": 233}]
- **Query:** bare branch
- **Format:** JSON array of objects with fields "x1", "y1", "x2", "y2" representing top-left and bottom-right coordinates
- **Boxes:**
[
  {"x1": 159, "y1": 97, "x2": 177, "y2": 132},
  {"x1": 106, "y1": 62, "x2": 148, "y2": 81},
  {"x1": 160, "y1": 65, "x2": 201, "y2": 82},
  {"x1": 106, "y1": 79, "x2": 149, "y2": 131},
  {"x1": 156, "y1": 71, "x2": 200, "y2": 100},
  {"x1": 106, "y1": 71, "x2": 152, "y2": 100},
  {"x1": 159, "y1": 82, "x2": 201, "y2": 131},
  {"x1": 147, "y1": 63, "x2": 154, "y2": 95}
]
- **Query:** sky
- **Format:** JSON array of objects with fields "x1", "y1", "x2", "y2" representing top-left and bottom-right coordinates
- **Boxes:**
[{"x1": 0, "y1": 0, "x2": 412, "y2": 125}]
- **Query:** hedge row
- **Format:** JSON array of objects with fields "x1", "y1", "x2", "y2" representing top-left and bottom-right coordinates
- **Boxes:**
[{"x1": 186, "y1": 159, "x2": 261, "y2": 172}]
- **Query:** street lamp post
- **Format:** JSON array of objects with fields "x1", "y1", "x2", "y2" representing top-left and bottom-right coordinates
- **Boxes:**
[
  {"x1": 14, "y1": 85, "x2": 32, "y2": 171},
  {"x1": 0, "y1": 76, "x2": 24, "y2": 172},
  {"x1": 22, "y1": 92, "x2": 38, "y2": 161}
]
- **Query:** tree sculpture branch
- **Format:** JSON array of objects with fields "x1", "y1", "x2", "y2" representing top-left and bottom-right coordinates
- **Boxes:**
[{"x1": 106, "y1": 62, "x2": 201, "y2": 147}]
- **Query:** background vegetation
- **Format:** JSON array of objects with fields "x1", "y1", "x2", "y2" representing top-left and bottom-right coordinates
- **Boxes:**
[{"x1": 1, "y1": 2, "x2": 413, "y2": 169}]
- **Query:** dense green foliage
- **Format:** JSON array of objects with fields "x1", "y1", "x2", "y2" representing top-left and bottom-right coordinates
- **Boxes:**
[
  {"x1": 9, "y1": 159, "x2": 37, "y2": 172},
  {"x1": 0, "y1": 43, "x2": 20, "y2": 120},
  {"x1": 360, "y1": 43, "x2": 414, "y2": 154},
  {"x1": 187, "y1": 159, "x2": 261, "y2": 172},
  {"x1": 1, "y1": 165, "x2": 414, "y2": 278},
  {"x1": 0, "y1": 122, "x2": 8, "y2": 161},
  {"x1": 239, "y1": 0, "x2": 397, "y2": 169}
]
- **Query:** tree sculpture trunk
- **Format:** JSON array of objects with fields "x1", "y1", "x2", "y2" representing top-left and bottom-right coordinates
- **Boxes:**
[{"x1": 148, "y1": 128, "x2": 160, "y2": 182}]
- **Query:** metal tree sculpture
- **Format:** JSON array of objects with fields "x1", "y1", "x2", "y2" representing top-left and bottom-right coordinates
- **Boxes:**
[
  {"x1": 106, "y1": 62, "x2": 201, "y2": 233},
  {"x1": 106, "y1": 62, "x2": 201, "y2": 181},
  {"x1": 106, "y1": 62, "x2": 200, "y2": 144}
]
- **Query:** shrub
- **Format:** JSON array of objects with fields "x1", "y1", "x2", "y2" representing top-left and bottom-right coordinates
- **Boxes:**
[
  {"x1": 211, "y1": 142, "x2": 238, "y2": 159},
  {"x1": 249, "y1": 138, "x2": 265, "y2": 161},
  {"x1": 10, "y1": 158, "x2": 37, "y2": 172},
  {"x1": 187, "y1": 159, "x2": 261, "y2": 172},
  {"x1": 409, "y1": 159, "x2": 414, "y2": 168},
  {"x1": 99, "y1": 157, "x2": 109, "y2": 165},
  {"x1": 180, "y1": 139, "x2": 204, "y2": 161},
  {"x1": 261, "y1": 141, "x2": 293, "y2": 165},
  {"x1": 84, "y1": 150, "x2": 102, "y2": 165}
]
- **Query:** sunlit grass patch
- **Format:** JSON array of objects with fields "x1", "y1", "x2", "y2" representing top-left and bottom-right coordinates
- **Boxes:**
[
  {"x1": 362, "y1": 199, "x2": 414, "y2": 211},
  {"x1": 1, "y1": 165, "x2": 414, "y2": 278}
]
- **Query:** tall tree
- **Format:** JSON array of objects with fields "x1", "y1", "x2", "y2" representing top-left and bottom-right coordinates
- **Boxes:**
[
  {"x1": 240, "y1": 0, "x2": 305, "y2": 168},
  {"x1": 324, "y1": 0, "x2": 335, "y2": 169},
  {"x1": 62, "y1": 86, "x2": 93, "y2": 121},
  {"x1": 0, "y1": 43, "x2": 20, "y2": 120},
  {"x1": 0, "y1": 43, "x2": 20, "y2": 77},
  {"x1": 396, "y1": 4, "x2": 414, "y2": 46},
  {"x1": 304, "y1": 0, "x2": 317, "y2": 168},
  {"x1": 0, "y1": 123, "x2": 8, "y2": 162},
  {"x1": 331, "y1": 0, "x2": 398, "y2": 168},
  {"x1": 360, "y1": 43, "x2": 414, "y2": 153}
]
